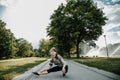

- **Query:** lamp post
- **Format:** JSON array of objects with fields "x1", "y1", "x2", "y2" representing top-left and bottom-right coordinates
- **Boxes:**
[{"x1": 104, "y1": 35, "x2": 109, "y2": 58}]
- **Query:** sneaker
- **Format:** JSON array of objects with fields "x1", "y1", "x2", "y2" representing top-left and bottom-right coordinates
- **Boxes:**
[
  {"x1": 63, "y1": 73, "x2": 66, "y2": 77},
  {"x1": 32, "y1": 72, "x2": 39, "y2": 76}
]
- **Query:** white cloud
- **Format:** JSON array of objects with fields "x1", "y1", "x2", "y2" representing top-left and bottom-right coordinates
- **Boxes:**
[
  {"x1": 1, "y1": 0, "x2": 120, "y2": 48},
  {"x1": 95, "y1": 1, "x2": 120, "y2": 47},
  {"x1": 117, "y1": 31, "x2": 120, "y2": 36},
  {"x1": 96, "y1": 1, "x2": 120, "y2": 26},
  {"x1": 1, "y1": 0, "x2": 65, "y2": 48},
  {"x1": 104, "y1": 5, "x2": 120, "y2": 25},
  {"x1": 0, "y1": 0, "x2": 8, "y2": 6},
  {"x1": 112, "y1": 0, "x2": 120, "y2": 3},
  {"x1": 0, "y1": 0, "x2": 17, "y2": 7}
]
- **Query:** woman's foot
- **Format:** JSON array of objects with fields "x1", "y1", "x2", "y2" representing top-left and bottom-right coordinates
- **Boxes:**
[
  {"x1": 63, "y1": 73, "x2": 66, "y2": 77},
  {"x1": 32, "y1": 72, "x2": 40, "y2": 76}
]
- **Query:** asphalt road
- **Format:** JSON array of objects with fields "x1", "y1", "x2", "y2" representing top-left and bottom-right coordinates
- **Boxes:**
[{"x1": 13, "y1": 60, "x2": 120, "y2": 80}]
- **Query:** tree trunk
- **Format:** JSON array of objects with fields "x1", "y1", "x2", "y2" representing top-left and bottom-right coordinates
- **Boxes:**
[
  {"x1": 76, "y1": 42, "x2": 80, "y2": 58},
  {"x1": 68, "y1": 52, "x2": 71, "y2": 58}
]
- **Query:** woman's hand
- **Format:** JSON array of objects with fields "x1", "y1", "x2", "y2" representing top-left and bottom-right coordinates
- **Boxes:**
[{"x1": 62, "y1": 67, "x2": 66, "y2": 73}]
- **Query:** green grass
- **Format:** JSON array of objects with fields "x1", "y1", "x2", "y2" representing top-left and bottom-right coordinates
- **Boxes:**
[
  {"x1": 73, "y1": 58, "x2": 120, "y2": 75},
  {"x1": 0, "y1": 57, "x2": 47, "y2": 80}
]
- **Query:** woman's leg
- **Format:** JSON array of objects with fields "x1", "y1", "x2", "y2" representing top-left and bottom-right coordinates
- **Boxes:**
[
  {"x1": 47, "y1": 66, "x2": 62, "y2": 73},
  {"x1": 65, "y1": 65, "x2": 68, "y2": 73},
  {"x1": 33, "y1": 67, "x2": 50, "y2": 75},
  {"x1": 62, "y1": 65, "x2": 68, "y2": 76},
  {"x1": 38, "y1": 69, "x2": 49, "y2": 75},
  {"x1": 33, "y1": 66, "x2": 62, "y2": 76},
  {"x1": 38, "y1": 67, "x2": 51, "y2": 75}
]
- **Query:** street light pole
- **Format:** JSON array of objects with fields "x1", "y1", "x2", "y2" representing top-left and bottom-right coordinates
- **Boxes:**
[{"x1": 104, "y1": 35, "x2": 109, "y2": 58}]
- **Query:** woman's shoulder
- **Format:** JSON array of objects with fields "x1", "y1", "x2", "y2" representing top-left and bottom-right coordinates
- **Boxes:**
[{"x1": 57, "y1": 54, "x2": 63, "y2": 60}]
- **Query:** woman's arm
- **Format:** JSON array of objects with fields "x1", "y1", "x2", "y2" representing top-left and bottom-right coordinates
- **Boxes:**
[
  {"x1": 61, "y1": 59, "x2": 66, "y2": 73},
  {"x1": 61, "y1": 59, "x2": 66, "y2": 67}
]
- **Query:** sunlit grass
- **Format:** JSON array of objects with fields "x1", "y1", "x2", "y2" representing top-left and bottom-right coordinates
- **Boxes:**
[
  {"x1": 73, "y1": 58, "x2": 120, "y2": 75},
  {"x1": 0, "y1": 57, "x2": 47, "y2": 80}
]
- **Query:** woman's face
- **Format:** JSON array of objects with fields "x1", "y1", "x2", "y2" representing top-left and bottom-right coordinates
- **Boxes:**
[{"x1": 50, "y1": 50, "x2": 56, "y2": 58}]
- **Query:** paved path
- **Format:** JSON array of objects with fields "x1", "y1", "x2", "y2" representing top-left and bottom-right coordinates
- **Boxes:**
[{"x1": 13, "y1": 60, "x2": 120, "y2": 80}]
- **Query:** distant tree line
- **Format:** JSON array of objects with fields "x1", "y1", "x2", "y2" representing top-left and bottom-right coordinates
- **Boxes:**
[{"x1": 0, "y1": 20, "x2": 35, "y2": 59}]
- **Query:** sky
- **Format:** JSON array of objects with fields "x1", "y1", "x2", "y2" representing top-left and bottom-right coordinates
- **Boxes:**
[{"x1": 0, "y1": 0, "x2": 120, "y2": 49}]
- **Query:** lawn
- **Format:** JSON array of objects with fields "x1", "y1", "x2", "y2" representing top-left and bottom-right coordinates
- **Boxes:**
[
  {"x1": 73, "y1": 57, "x2": 120, "y2": 75},
  {"x1": 0, "y1": 57, "x2": 47, "y2": 80}
]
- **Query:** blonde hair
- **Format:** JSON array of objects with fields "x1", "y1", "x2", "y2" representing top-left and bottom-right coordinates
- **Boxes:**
[{"x1": 49, "y1": 47, "x2": 56, "y2": 52}]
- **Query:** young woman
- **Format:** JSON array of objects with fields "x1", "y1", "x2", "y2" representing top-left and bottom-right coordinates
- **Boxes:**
[{"x1": 33, "y1": 47, "x2": 68, "y2": 76}]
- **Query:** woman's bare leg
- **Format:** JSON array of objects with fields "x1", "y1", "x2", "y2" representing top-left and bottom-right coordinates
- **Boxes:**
[
  {"x1": 38, "y1": 70, "x2": 48, "y2": 75},
  {"x1": 38, "y1": 67, "x2": 51, "y2": 75}
]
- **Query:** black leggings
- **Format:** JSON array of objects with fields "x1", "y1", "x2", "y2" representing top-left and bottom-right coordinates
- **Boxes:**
[{"x1": 47, "y1": 65, "x2": 68, "y2": 73}]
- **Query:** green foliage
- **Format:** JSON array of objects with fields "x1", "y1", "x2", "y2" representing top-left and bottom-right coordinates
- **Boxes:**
[
  {"x1": 16, "y1": 38, "x2": 35, "y2": 57},
  {"x1": 38, "y1": 39, "x2": 52, "y2": 57},
  {"x1": 0, "y1": 20, "x2": 18, "y2": 59},
  {"x1": 0, "y1": 20, "x2": 36, "y2": 59},
  {"x1": 33, "y1": 49, "x2": 40, "y2": 57},
  {"x1": 47, "y1": 0, "x2": 107, "y2": 58}
]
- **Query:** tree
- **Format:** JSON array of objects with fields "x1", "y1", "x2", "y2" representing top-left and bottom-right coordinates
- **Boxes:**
[
  {"x1": 47, "y1": 3, "x2": 74, "y2": 57},
  {"x1": 33, "y1": 49, "x2": 39, "y2": 57},
  {"x1": 0, "y1": 20, "x2": 18, "y2": 59},
  {"x1": 38, "y1": 39, "x2": 52, "y2": 57},
  {"x1": 16, "y1": 38, "x2": 34, "y2": 57},
  {"x1": 47, "y1": 0, "x2": 107, "y2": 58}
]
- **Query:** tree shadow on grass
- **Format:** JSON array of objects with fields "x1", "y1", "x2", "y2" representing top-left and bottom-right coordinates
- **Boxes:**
[{"x1": 0, "y1": 60, "x2": 46, "y2": 80}]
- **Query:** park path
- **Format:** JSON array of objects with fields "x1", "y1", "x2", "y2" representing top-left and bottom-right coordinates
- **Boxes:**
[{"x1": 13, "y1": 60, "x2": 120, "y2": 80}]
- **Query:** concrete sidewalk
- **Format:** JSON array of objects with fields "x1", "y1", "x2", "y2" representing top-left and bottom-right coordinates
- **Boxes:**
[{"x1": 12, "y1": 60, "x2": 120, "y2": 80}]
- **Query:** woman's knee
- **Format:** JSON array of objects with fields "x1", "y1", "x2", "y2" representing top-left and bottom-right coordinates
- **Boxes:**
[{"x1": 65, "y1": 65, "x2": 68, "y2": 73}]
